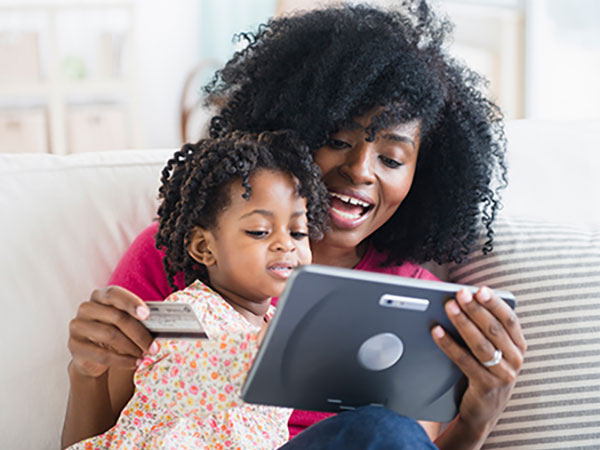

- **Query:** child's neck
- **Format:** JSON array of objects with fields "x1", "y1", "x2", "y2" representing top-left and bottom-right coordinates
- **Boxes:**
[
  {"x1": 209, "y1": 283, "x2": 270, "y2": 328},
  {"x1": 226, "y1": 300, "x2": 269, "y2": 328}
]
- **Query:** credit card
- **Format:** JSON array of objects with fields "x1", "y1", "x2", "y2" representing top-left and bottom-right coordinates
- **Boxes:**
[{"x1": 142, "y1": 301, "x2": 207, "y2": 338}]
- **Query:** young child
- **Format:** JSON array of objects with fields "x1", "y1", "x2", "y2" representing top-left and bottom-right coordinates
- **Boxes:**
[{"x1": 67, "y1": 131, "x2": 329, "y2": 450}]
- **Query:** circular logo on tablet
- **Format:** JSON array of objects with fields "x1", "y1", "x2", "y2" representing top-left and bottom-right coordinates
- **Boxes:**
[{"x1": 357, "y1": 332, "x2": 404, "y2": 371}]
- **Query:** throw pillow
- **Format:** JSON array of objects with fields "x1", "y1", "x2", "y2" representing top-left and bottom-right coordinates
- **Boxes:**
[{"x1": 448, "y1": 216, "x2": 600, "y2": 449}]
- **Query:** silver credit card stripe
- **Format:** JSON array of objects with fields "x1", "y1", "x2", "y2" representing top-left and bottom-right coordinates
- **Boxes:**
[{"x1": 143, "y1": 301, "x2": 205, "y2": 333}]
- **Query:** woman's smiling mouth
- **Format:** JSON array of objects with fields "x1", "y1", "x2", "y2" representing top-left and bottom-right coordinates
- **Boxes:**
[{"x1": 329, "y1": 191, "x2": 374, "y2": 228}]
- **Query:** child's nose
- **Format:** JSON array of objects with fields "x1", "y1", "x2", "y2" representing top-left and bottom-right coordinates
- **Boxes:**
[{"x1": 271, "y1": 232, "x2": 295, "y2": 252}]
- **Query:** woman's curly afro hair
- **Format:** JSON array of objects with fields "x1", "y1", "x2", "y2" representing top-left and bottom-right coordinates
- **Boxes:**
[
  {"x1": 204, "y1": 0, "x2": 507, "y2": 265},
  {"x1": 156, "y1": 130, "x2": 330, "y2": 291}
]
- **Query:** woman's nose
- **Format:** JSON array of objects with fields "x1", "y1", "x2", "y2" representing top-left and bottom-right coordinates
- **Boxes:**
[{"x1": 339, "y1": 142, "x2": 376, "y2": 185}]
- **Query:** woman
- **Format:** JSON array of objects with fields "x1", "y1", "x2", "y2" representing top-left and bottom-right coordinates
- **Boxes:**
[{"x1": 62, "y1": 2, "x2": 525, "y2": 448}]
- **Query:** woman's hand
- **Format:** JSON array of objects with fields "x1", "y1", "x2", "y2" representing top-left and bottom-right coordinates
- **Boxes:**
[
  {"x1": 432, "y1": 286, "x2": 527, "y2": 448},
  {"x1": 68, "y1": 286, "x2": 157, "y2": 378},
  {"x1": 63, "y1": 286, "x2": 158, "y2": 448}
]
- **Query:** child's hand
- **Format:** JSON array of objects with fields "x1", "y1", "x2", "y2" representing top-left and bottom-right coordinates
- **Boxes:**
[{"x1": 67, "y1": 286, "x2": 157, "y2": 378}]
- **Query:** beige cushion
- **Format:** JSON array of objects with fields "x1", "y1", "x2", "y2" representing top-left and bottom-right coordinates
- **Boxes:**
[
  {"x1": 501, "y1": 119, "x2": 600, "y2": 227},
  {"x1": 0, "y1": 149, "x2": 172, "y2": 448},
  {"x1": 448, "y1": 216, "x2": 600, "y2": 449}
]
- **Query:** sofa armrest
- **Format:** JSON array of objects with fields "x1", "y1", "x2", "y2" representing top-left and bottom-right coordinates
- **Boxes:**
[{"x1": 0, "y1": 149, "x2": 173, "y2": 448}]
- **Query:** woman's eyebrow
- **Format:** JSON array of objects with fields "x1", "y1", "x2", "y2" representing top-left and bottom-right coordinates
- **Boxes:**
[
  {"x1": 343, "y1": 120, "x2": 416, "y2": 149},
  {"x1": 381, "y1": 132, "x2": 416, "y2": 150}
]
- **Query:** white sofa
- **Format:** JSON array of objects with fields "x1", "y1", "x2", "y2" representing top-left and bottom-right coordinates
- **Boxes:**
[{"x1": 1, "y1": 120, "x2": 599, "y2": 449}]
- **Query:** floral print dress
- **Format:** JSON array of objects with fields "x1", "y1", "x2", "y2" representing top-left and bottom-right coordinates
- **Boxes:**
[{"x1": 69, "y1": 280, "x2": 291, "y2": 450}]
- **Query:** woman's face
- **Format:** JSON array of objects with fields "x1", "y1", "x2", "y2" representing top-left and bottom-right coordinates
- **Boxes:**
[{"x1": 313, "y1": 111, "x2": 421, "y2": 256}]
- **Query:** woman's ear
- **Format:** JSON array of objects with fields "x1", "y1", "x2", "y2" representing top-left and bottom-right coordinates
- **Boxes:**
[{"x1": 188, "y1": 227, "x2": 216, "y2": 267}]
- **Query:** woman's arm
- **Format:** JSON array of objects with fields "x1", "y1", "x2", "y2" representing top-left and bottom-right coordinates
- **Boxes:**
[
  {"x1": 62, "y1": 365, "x2": 118, "y2": 449},
  {"x1": 61, "y1": 287, "x2": 155, "y2": 448},
  {"x1": 432, "y1": 287, "x2": 527, "y2": 450},
  {"x1": 62, "y1": 224, "x2": 174, "y2": 448}
]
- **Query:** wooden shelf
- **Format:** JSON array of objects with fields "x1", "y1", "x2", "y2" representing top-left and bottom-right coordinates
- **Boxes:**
[{"x1": 0, "y1": 2, "x2": 140, "y2": 154}]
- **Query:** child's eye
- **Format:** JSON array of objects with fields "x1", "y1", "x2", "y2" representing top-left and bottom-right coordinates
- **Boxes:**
[
  {"x1": 327, "y1": 138, "x2": 351, "y2": 150},
  {"x1": 379, "y1": 155, "x2": 403, "y2": 169},
  {"x1": 291, "y1": 231, "x2": 309, "y2": 240},
  {"x1": 245, "y1": 230, "x2": 268, "y2": 238}
]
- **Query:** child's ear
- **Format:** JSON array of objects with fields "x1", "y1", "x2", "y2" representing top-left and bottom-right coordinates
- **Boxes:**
[{"x1": 188, "y1": 227, "x2": 216, "y2": 267}]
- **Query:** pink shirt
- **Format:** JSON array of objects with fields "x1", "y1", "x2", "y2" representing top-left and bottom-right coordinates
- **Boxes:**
[{"x1": 109, "y1": 222, "x2": 439, "y2": 439}]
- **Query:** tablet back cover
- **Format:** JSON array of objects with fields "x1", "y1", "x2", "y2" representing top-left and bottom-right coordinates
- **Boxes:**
[{"x1": 242, "y1": 265, "x2": 513, "y2": 422}]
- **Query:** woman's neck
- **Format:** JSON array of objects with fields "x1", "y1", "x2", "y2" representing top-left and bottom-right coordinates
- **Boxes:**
[{"x1": 310, "y1": 240, "x2": 368, "y2": 269}]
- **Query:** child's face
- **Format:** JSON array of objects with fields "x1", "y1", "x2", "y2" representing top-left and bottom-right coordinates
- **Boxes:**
[{"x1": 195, "y1": 169, "x2": 312, "y2": 307}]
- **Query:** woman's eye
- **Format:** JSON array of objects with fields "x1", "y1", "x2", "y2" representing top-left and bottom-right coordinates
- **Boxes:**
[
  {"x1": 328, "y1": 138, "x2": 350, "y2": 150},
  {"x1": 245, "y1": 230, "x2": 268, "y2": 238},
  {"x1": 291, "y1": 231, "x2": 309, "y2": 240},
  {"x1": 379, "y1": 155, "x2": 403, "y2": 169}
]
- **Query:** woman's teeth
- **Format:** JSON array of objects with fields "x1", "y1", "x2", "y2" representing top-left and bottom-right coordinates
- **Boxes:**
[
  {"x1": 331, "y1": 208, "x2": 362, "y2": 219},
  {"x1": 330, "y1": 192, "x2": 371, "y2": 208},
  {"x1": 329, "y1": 192, "x2": 372, "y2": 220}
]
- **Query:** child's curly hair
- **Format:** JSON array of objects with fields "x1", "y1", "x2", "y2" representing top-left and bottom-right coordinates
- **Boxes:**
[
  {"x1": 204, "y1": 1, "x2": 507, "y2": 265},
  {"x1": 156, "y1": 131, "x2": 330, "y2": 291}
]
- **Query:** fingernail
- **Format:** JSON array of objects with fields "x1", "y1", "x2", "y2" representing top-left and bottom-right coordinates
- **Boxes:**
[
  {"x1": 479, "y1": 287, "x2": 491, "y2": 302},
  {"x1": 136, "y1": 305, "x2": 150, "y2": 320},
  {"x1": 447, "y1": 301, "x2": 461, "y2": 316},
  {"x1": 432, "y1": 326, "x2": 445, "y2": 339},
  {"x1": 458, "y1": 289, "x2": 472, "y2": 303},
  {"x1": 149, "y1": 341, "x2": 159, "y2": 355}
]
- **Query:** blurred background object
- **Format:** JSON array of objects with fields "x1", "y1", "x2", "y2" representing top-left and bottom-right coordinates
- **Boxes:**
[
  {"x1": 0, "y1": 0, "x2": 598, "y2": 153},
  {"x1": 0, "y1": 1, "x2": 138, "y2": 154}
]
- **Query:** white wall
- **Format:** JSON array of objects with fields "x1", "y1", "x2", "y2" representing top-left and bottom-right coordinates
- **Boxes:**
[
  {"x1": 132, "y1": 0, "x2": 200, "y2": 148},
  {"x1": 132, "y1": 0, "x2": 600, "y2": 147},
  {"x1": 525, "y1": 0, "x2": 600, "y2": 120},
  {"x1": 3, "y1": 0, "x2": 598, "y2": 150},
  {"x1": 133, "y1": 0, "x2": 276, "y2": 148}
]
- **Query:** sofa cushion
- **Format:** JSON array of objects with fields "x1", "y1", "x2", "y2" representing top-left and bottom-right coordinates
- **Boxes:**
[
  {"x1": 448, "y1": 216, "x2": 600, "y2": 449},
  {"x1": 501, "y1": 119, "x2": 600, "y2": 226},
  {"x1": 0, "y1": 149, "x2": 173, "y2": 448}
]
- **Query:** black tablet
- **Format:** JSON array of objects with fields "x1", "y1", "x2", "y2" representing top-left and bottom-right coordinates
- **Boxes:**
[{"x1": 241, "y1": 264, "x2": 516, "y2": 422}]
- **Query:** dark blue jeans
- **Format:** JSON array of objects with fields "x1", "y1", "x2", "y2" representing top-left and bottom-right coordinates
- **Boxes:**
[{"x1": 279, "y1": 406, "x2": 437, "y2": 450}]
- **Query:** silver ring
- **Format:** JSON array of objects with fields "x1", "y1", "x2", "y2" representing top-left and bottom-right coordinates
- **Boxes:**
[{"x1": 482, "y1": 349, "x2": 503, "y2": 367}]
